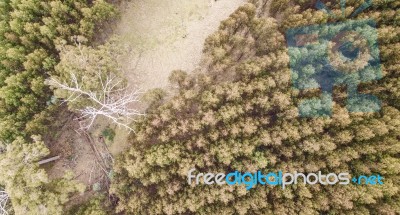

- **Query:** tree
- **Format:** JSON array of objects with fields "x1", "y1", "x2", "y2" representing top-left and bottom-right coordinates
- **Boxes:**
[
  {"x1": 0, "y1": 0, "x2": 116, "y2": 143},
  {"x1": 49, "y1": 41, "x2": 143, "y2": 131},
  {"x1": 0, "y1": 136, "x2": 85, "y2": 215},
  {"x1": 111, "y1": 0, "x2": 400, "y2": 214},
  {"x1": 0, "y1": 189, "x2": 9, "y2": 215},
  {"x1": 0, "y1": 0, "x2": 116, "y2": 213},
  {"x1": 68, "y1": 195, "x2": 109, "y2": 215}
]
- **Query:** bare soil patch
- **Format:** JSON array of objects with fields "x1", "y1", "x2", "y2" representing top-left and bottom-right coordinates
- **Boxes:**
[
  {"x1": 115, "y1": 0, "x2": 246, "y2": 90},
  {"x1": 44, "y1": 110, "x2": 114, "y2": 208}
]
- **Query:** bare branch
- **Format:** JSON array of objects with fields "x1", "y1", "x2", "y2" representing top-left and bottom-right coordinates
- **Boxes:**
[
  {"x1": 48, "y1": 72, "x2": 144, "y2": 132},
  {"x1": 0, "y1": 190, "x2": 9, "y2": 215}
]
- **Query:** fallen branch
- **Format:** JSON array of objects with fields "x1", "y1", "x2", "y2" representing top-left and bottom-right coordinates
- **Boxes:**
[{"x1": 38, "y1": 156, "x2": 61, "y2": 165}]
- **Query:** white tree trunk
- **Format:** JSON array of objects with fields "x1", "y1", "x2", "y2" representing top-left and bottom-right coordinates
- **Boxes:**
[
  {"x1": 0, "y1": 190, "x2": 9, "y2": 215},
  {"x1": 48, "y1": 72, "x2": 144, "y2": 131}
]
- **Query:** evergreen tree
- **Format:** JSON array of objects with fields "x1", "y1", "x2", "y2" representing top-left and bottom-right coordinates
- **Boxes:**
[
  {"x1": 0, "y1": 0, "x2": 116, "y2": 143},
  {"x1": 111, "y1": 1, "x2": 400, "y2": 214},
  {"x1": 0, "y1": 136, "x2": 85, "y2": 215}
]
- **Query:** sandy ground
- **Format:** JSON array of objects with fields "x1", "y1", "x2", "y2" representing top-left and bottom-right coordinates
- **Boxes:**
[{"x1": 116, "y1": 0, "x2": 247, "y2": 90}]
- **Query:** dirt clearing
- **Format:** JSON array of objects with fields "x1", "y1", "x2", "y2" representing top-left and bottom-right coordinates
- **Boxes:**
[{"x1": 115, "y1": 0, "x2": 246, "y2": 90}]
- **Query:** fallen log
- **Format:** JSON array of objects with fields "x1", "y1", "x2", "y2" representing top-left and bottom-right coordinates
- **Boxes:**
[{"x1": 38, "y1": 155, "x2": 60, "y2": 165}]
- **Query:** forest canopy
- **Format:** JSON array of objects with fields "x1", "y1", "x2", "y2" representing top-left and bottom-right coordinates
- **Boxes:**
[
  {"x1": 0, "y1": 0, "x2": 116, "y2": 143},
  {"x1": 0, "y1": 0, "x2": 399, "y2": 214},
  {"x1": 111, "y1": 0, "x2": 400, "y2": 214},
  {"x1": 0, "y1": 0, "x2": 116, "y2": 214}
]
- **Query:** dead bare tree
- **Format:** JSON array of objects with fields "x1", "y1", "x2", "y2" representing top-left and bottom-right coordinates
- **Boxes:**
[
  {"x1": 48, "y1": 71, "x2": 144, "y2": 131},
  {"x1": 0, "y1": 190, "x2": 9, "y2": 215}
]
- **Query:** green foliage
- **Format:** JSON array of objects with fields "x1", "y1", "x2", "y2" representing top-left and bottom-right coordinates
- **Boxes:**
[
  {"x1": 0, "y1": 0, "x2": 116, "y2": 143},
  {"x1": 102, "y1": 127, "x2": 116, "y2": 142},
  {"x1": 51, "y1": 39, "x2": 126, "y2": 111},
  {"x1": 142, "y1": 88, "x2": 167, "y2": 110},
  {"x1": 0, "y1": 0, "x2": 116, "y2": 214},
  {"x1": 111, "y1": 1, "x2": 400, "y2": 214},
  {"x1": 169, "y1": 70, "x2": 189, "y2": 89},
  {"x1": 0, "y1": 136, "x2": 85, "y2": 215},
  {"x1": 68, "y1": 195, "x2": 109, "y2": 215}
]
